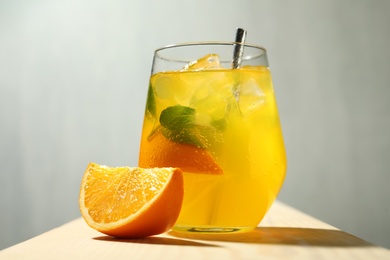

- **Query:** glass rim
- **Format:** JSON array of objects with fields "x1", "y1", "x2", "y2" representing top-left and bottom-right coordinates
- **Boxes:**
[
  {"x1": 154, "y1": 41, "x2": 267, "y2": 64},
  {"x1": 155, "y1": 41, "x2": 267, "y2": 53}
]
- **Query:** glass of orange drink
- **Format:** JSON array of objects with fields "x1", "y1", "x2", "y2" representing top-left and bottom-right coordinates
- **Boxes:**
[{"x1": 139, "y1": 41, "x2": 286, "y2": 233}]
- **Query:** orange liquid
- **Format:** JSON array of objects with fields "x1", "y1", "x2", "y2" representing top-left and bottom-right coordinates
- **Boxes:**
[{"x1": 139, "y1": 66, "x2": 286, "y2": 232}]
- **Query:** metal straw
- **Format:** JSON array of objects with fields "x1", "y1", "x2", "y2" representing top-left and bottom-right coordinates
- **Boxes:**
[
  {"x1": 231, "y1": 28, "x2": 247, "y2": 102},
  {"x1": 232, "y1": 28, "x2": 247, "y2": 69}
]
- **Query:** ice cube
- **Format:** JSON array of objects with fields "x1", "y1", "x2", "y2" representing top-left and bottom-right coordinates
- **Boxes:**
[
  {"x1": 182, "y1": 54, "x2": 222, "y2": 71},
  {"x1": 237, "y1": 78, "x2": 266, "y2": 116},
  {"x1": 189, "y1": 71, "x2": 234, "y2": 127},
  {"x1": 153, "y1": 73, "x2": 193, "y2": 105},
  {"x1": 191, "y1": 86, "x2": 226, "y2": 126}
]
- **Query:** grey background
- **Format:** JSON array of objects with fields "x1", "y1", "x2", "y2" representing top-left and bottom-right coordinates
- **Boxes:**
[{"x1": 1, "y1": 0, "x2": 389, "y2": 250}]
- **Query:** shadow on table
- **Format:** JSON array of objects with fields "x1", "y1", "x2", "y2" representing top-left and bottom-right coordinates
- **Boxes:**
[
  {"x1": 93, "y1": 235, "x2": 220, "y2": 247},
  {"x1": 93, "y1": 227, "x2": 372, "y2": 248},
  {"x1": 168, "y1": 227, "x2": 373, "y2": 247}
]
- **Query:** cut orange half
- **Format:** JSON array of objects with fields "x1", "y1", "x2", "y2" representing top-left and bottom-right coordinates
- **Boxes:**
[
  {"x1": 139, "y1": 132, "x2": 223, "y2": 174},
  {"x1": 79, "y1": 163, "x2": 184, "y2": 238}
]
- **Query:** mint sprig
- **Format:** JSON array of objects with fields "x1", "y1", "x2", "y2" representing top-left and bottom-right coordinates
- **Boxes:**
[
  {"x1": 159, "y1": 105, "x2": 201, "y2": 148},
  {"x1": 159, "y1": 105, "x2": 207, "y2": 148},
  {"x1": 160, "y1": 105, "x2": 195, "y2": 130}
]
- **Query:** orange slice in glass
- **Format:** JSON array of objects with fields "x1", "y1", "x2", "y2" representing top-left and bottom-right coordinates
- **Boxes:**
[{"x1": 139, "y1": 132, "x2": 223, "y2": 174}]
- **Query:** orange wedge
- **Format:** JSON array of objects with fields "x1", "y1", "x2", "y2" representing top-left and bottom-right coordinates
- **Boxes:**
[
  {"x1": 79, "y1": 162, "x2": 184, "y2": 238},
  {"x1": 139, "y1": 132, "x2": 223, "y2": 174}
]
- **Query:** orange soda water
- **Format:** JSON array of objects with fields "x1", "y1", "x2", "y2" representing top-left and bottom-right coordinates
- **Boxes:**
[{"x1": 139, "y1": 58, "x2": 286, "y2": 232}]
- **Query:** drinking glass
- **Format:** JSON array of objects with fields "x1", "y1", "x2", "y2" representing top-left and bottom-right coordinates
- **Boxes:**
[{"x1": 139, "y1": 42, "x2": 286, "y2": 233}]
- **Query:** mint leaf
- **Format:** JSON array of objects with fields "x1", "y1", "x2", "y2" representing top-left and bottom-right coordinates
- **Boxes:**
[
  {"x1": 210, "y1": 118, "x2": 227, "y2": 131},
  {"x1": 161, "y1": 127, "x2": 205, "y2": 148},
  {"x1": 159, "y1": 105, "x2": 225, "y2": 149},
  {"x1": 146, "y1": 83, "x2": 156, "y2": 118},
  {"x1": 159, "y1": 105, "x2": 205, "y2": 148},
  {"x1": 160, "y1": 105, "x2": 196, "y2": 130}
]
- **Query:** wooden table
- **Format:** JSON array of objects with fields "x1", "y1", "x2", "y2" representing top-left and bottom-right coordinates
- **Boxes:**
[{"x1": 1, "y1": 201, "x2": 389, "y2": 259}]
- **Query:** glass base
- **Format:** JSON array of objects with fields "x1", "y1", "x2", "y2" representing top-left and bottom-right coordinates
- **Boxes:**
[{"x1": 172, "y1": 225, "x2": 255, "y2": 234}]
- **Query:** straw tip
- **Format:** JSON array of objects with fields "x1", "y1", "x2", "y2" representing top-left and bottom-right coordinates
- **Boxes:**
[
  {"x1": 234, "y1": 28, "x2": 247, "y2": 42},
  {"x1": 232, "y1": 28, "x2": 247, "y2": 69}
]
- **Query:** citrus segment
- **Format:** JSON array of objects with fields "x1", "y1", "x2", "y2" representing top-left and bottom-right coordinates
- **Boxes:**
[
  {"x1": 79, "y1": 162, "x2": 184, "y2": 238},
  {"x1": 139, "y1": 132, "x2": 223, "y2": 174}
]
